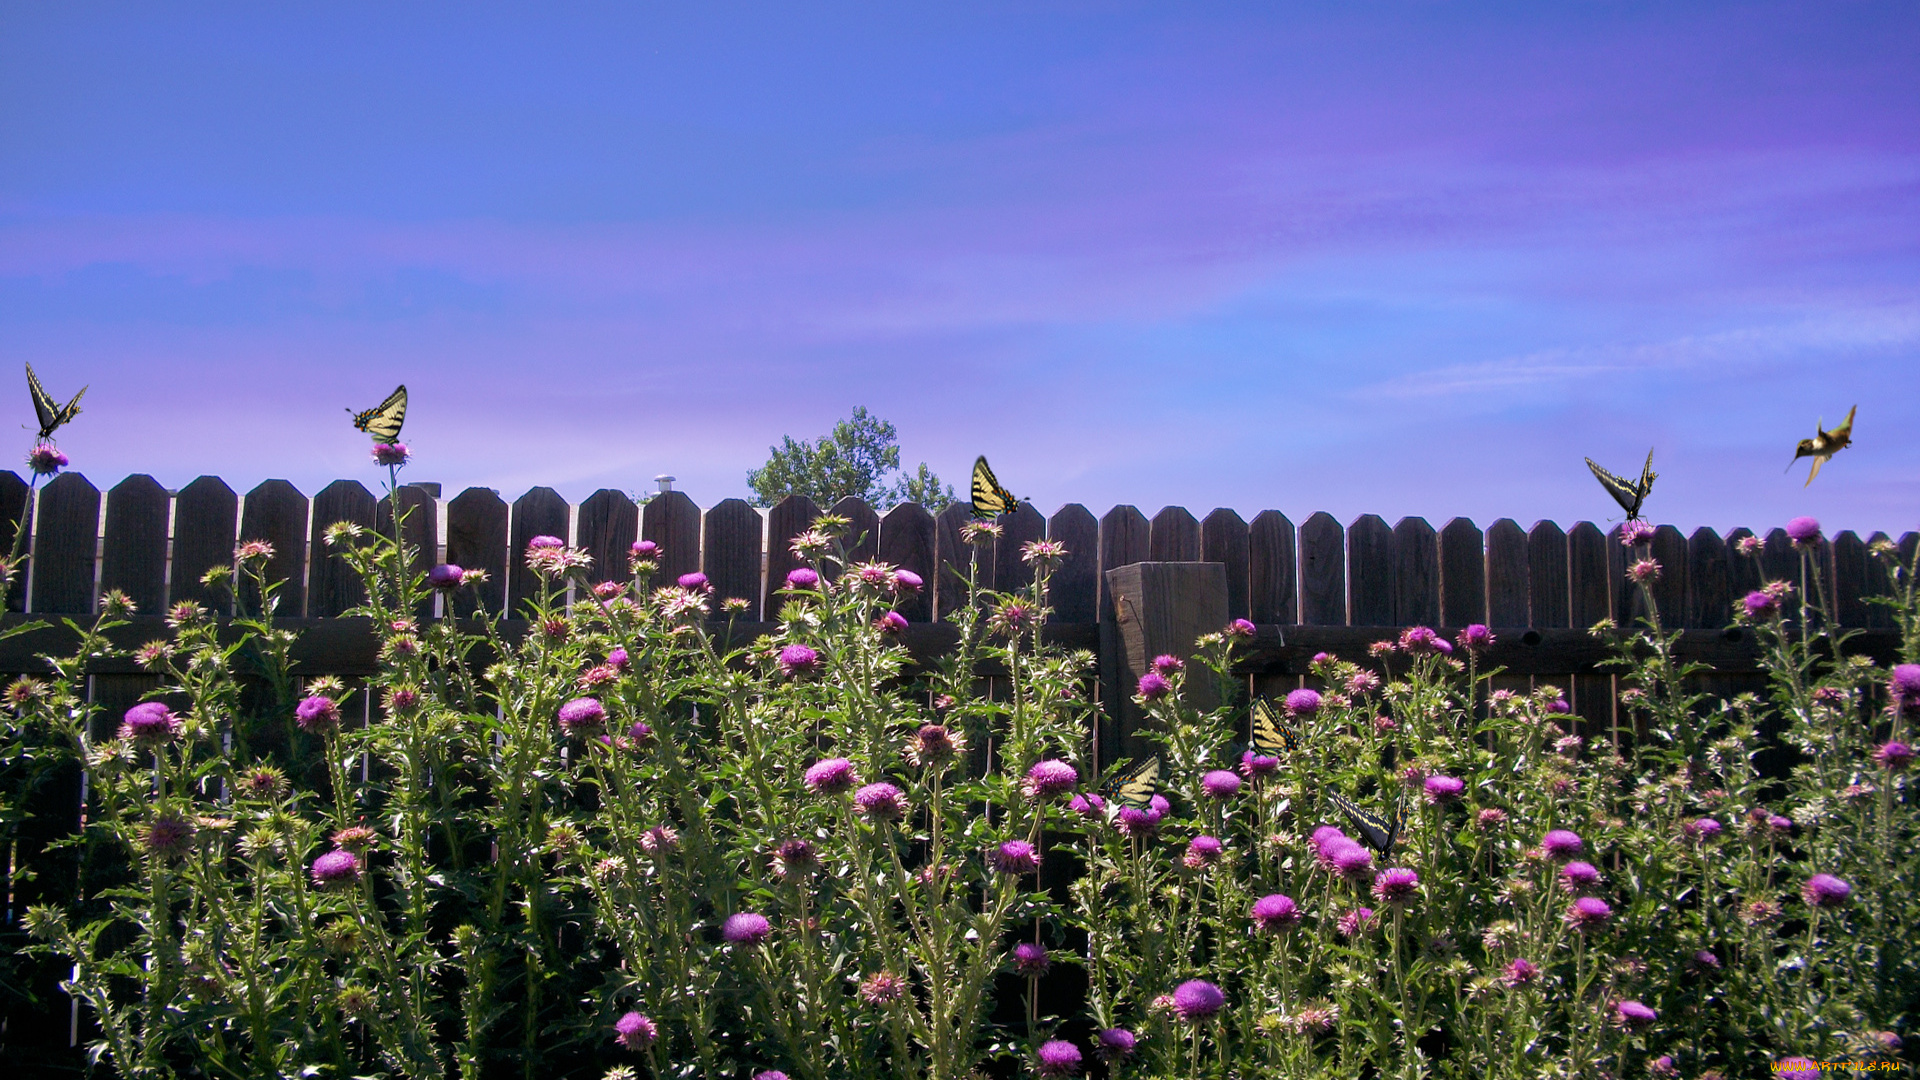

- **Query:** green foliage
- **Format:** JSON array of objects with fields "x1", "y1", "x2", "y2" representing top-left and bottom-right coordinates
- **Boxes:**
[{"x1": 746, "y1": 406, "x2": 954, "y2": 509}]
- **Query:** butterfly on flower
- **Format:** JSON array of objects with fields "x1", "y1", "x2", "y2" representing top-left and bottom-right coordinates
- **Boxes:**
[
  {"x1": 1250, "y1": 697, "x2": 1299, "y2": 755},
  {"x1": 969, "y1": 456, "x2": 1022, "y2": 519},
  {"x1": 1787, "y1": 405, "x2": 1854, "y2": 487},
  {"x1": 1327, "y1": 789, "x2": 1401, "y2": 855},
  {"x1": 25, "y1": 363, "x2": 86, "y2": 443},
  {"x1": 350, "y1": 385, "x2": 408, "y2": 442},
  {"x1": 1584, "y1": 449, "x2": 1655, "y2": 521},
  {"x1": 1099, "y1": 756, "x2": 1160, "y2": 811}
]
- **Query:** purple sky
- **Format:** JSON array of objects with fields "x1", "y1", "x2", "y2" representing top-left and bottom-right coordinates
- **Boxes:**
[{"x1": 3, "y1": 2, "x2": 1916, "y2": 535}]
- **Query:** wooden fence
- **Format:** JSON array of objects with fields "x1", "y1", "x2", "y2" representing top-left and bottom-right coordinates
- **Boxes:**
[{"x1": 0, "y1": 469, "x2": 1913, "y2": 1065}]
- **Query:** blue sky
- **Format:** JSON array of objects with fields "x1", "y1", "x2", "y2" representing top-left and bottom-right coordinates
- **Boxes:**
[{"x1": 2, "y1": 2, "x2": 1916, "y2": 535}]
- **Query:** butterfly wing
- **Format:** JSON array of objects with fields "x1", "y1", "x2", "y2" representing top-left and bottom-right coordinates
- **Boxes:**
[
  {"x1": 1585, "y1": 457, "x2": 1645, "y2": 519},
  {"x1": 1102, "y1": 756, "x2": 1160, "y2": 810},
  {"x1": 353, "y1": 384, "x2": 408, "y2": 442},
  {"x1": 25, "y1": 363, "x2": 57, "y2": 438},
  {"x1": 970, "y1": 455, "x2": 1011, "y2": 518},
  {"x1": 1327, "y1": 789, "x2": 1399, "y2": 854},
  {"x1": 1634, "y1": 448, "x2": 1656, "y2": 509},
  {"x1": 1250, "y1": 698, "x2": 1297, "y2": 755}
]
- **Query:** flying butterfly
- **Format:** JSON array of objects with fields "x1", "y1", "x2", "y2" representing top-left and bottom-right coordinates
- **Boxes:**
[
  {"x1": 1250, "y1": 697, "x2": 1299, "y2": 756},
  {"x1": 25, "y1": 363, "x2": 87, "y2": 443},
  {"x1": 350, "y1": 384, "x2": 408, "y2": 442},
  {"x1": 1326, "y1": 789, "x2": 1400, "y2": 855},
  {"x1": 1099, "y1": 756, "x2": 1160, "y2": 811},
  {"x1": 969, "y1": 455, "x2": 1022, "y2": 519},
  {"x1": 1787, "y1": 405, "x2": 1855, "y2": 487},
  {"x1": 1584, "y1": 449, "x2": 1656, "y2": 521}
]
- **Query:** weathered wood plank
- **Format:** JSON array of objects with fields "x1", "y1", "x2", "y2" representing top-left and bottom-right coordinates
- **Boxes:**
[
  {"x1": 705, "y1": 498, "x2": 764, "y2": 619},
  {"x1": 1831, "y1": 531, "x2": 1869, "y2": 628},
  {"x1": 643, "y1": 490, "x2": 702, "y2": 586},
  {"x1": 445, "y1": 487, "x2": 508, "y2": 617},
  {"x1": 1438, "y1": 517, "x2": 1485, "y2": 627},
  {"x1": 0, "y1": 472, "x2": 30, "y2": 612},
  {"x1": 1485, "y1": 518, "x2": 1529, "y2": 627},
  {"x1": 1297, "y1": 511, "x2": 1345, "y2": 626},
  {"x1": 1149, "y1": 506, "x2": 1200, "y2": 562},
  {"x1": 170, "y1": 476, "x2": 237, "y2": 613},
  {"x1": 1201, "y1": 508, "x2": 1250, "y2": 621},
  {"x1": 1393, "y1": 517, "x2": 1440, "y2": 628},
  {"x1": 1526, "y1": 520, "x2": 1569, "y2": 629},
  {"x1": 1345, "y1": 514, "x2": 1394, "y2": 627},
  {"x1": 1097, "y1": 506, "x2": 1150, "y2": 623},
  {"x1": 1685, "y1": 527, "x2": 1730, "y2": 630},
  {"x1": 1248, "y1": 510, "x2": 1296, "y2": 625},
  {"x1": 375, "y1": 484, "x2": 438, "y2": 620},
  {"x1": 1864, "y1": 532, "x2": 1897, "y2": 629},
  {"x1": 29, "y1": 472, "x2": 99, "y2": 614},
  {"x1": 1649, "y1": 524, "x2": 1688, "y2": 629},
  {"x1": 577, "y1": 489, "x2": 639, "y2": 587},
  {"x1": 1608, "y1": 524, "x2": 1637, "y2": 627},
  {"x1": 1567, "y1": 522, "x2": 1609, "y2": 628},
  {"x1": 1760, "y1": 527, "x2": 1797, "y2": 588},
  {"x1": 507, "y1": 486, "x2": 569, "y2": 614},
  {"x1": 307, "y1": 480, "x2": 379, "y2": 618},
  {"x1": 994, "y1": 502, "x2": 1046, "y2": 594},
  {"x1": 934, "y1": 502, "x2": 978, "y2": 620},
  {"x1": 765, "y1": 495, "x2": 822, "y2": 617},
  {"x1": 831, "y1": 496, "x2": 883, "y2": 570},
  {"x1": 1724, "y1": 527, "x2": 1762, "y2": 602},
  {"x1": 877, "y1": 502, "x2": 934, "y2": 622},
  {"x1": 99, "y1": 474, "x2": 169, "y2": 616},
  {"x1": 238, "y1": 480, "x2": 309, "y2": 617},
  {"x1": 1046, "y1": 504, "x2": 1100, "y2": 624}
]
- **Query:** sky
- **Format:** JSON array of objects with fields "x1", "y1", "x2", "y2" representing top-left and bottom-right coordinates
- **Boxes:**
[{"x1": 2, "y1": 2, "x2": 1916, "y2": 536}]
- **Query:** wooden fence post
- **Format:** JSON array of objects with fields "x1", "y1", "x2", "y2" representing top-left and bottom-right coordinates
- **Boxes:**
[{"x1": 1105, "y1": 562, "x2": 1228, "y2": 760}]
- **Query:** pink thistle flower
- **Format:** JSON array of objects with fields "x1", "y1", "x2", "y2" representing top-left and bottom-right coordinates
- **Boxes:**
[
  {"x1": 777, "y1": 644, "x2": 820, "y2": 679},
  {"x1": 1399, "y1": 626, "x2": 1442, "y2": 654},
  {"x1": 1874, "y1": 741, "x2": 1914, "y2": 770},
  {"x1": 1336, "y1": 907, "x2": 1376, "y2": 938},
  {"x1": 1502, "y1": 958, "x2": 1540, "y2": 987},
  {"x1": 1171, "y1": 979, "x2": 1224, "y2": 1020},
  {"x1": 1225, "y1": 618, "x2": 1256, "y2": 638},
  {"x1": 989, "y1": 839, "x2": 1042, "y2": 874},
  {"x1": 1034, "y1": 1040, "x2": 1080, "y2": 1077},
  {"x1": 1329, "y1": 842, "x2": 1374, "y2": 881},
  {"x1": 1136, "y1": 672, "x2": 1171, "y2": 700},
  {"x1": 1240, "y1": 751, "x2": 1280, "y2": 778},
  {"x1": 1628, "y1": 558, "x2": 1661, "y2": 584},
  {"x1": 1612, "y1": 999, "x2": 1657, "y2": 1031},
  {"x1": 120, "y1": 702, "x2": 182, "y2": 744},
  {"x1": 907, "y1": 724, "x2": 963, "y2": 768},
  {"x1": 1371, "y1": 867, "x2": 1420, "y2": 905},
  {"x1": 773, "y1": 838, "x2": 817, "y2": 877},
  {"x1": 1684, "y1": 817, "x2": 1723, "y2": 842},
  {"x1": 858, "y1": 971, "x2": 906, "y2": 1006},
  {"x1": 1423, "y1": 775, "x2": 1465, "y2": 805},
  {"x1": 629, "y1": 539, "x2": 658, "y2": 559},
  {"x1": 1284, "y1": 688, "x2": 1322, "y2": 716},
  {"x1": 722, "y1": 912, "x2": 771, "y2": 944},
  {"x1": 1024, "y1": 759, "x2": 1080, "y2": 800},
  {"x1": 1457, "y1": 624, "x2": 1494, "y2": 651},
  {"x1": 26, "y1": 444, "x2": 68, "y2": 476},
  {"x1": 295, "y1": 695, "x2": 341, "y2": 733},
  {"x1": 1095, "y1": 1027, "x2": 1137, "y2": 1062},
  {"x1": 893, "y1": 569, "x2": 924, "y2": 594},
  {"x1": 1477, "y1": 807, "x2": 1508, "y2": 831},
  {"x1": 426, "y1": 563, "x2": 464, "y2": 589},
  {"x1": 1012, "y1": 942, "x2": 1050, "y2": 977},
  {"x1": 614, "y1": 1011, "x2": 657, "y2": 1051},
  {"x1": 1801, "y1": 873, "x2": 1851, "y2": 908},
  {"x1": 874, "y1": 610, "x2": 909, "y2": 634},
  {"x1": 1068, "y1": 792, "x2": 1106, "y2": 819},
  {"x1": 1620, "y1": 520, "x2": 1655, "y2": 547},
  {"x1": 1744, "y1": 591, "x2": 1779, "y2": 618},
  {"x1": 1785, "y1": 516, "x2": 1822, "y2": 547},
  {"x1": 1559, "y1": 861, "x2": 1601, "y2": 892},
  {"x1": 1890, "y1": 663, "x2": 1920, "y2": 709},
  {"x1": 556, "y1": 697, "x2": 606, "y2": 737},
  {"x1": 1251, "y1": 893, "x2": 1301, "y2": 932},
  {"x1": 371, "y1": 443, "x2": 409, "y2": 467},
  {"x1": 1183, "y1": 835, "x2": 1224, "y2": 869},
  {"x1": 310, "y1": 848, "x2": 362, "y2": 888},
  {"x1": 853, "y1": 782, "x2": 909, "y2": 821},
  {"x1": 1150, "y1": 653, "x2": 1184, "y2": 675},
  {"x1": 1564, "y1": 896, "x2": 1613, "y2": 931},
  {"x1": 1202, "y1": 770, "x2": 1242, "y2": 798},
  {"x1": 1540, "y1": 829, "x2": 1584, "y2": 860},
  {"x1": 1347, "y1": 670, "x2": 1381, "y2": 694},
  {"x1": 804, "y1": 757, "x2": 859, "y2": 794}
]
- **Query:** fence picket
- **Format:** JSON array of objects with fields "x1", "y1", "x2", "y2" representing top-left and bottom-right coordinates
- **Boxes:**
[
  {"x1": 1393, "y1": 517, "x2": 1439, "y2": 627},
  {"x1": 995, "y1": 502, "x2": 1045, "y2": 593},
  {"x1": 643, "y1": 491, "x2": 702, "y2": 586},
  {"x1": 1526, "y1": 520, "x2": 1569, "y2": 629},
  {"x1": 1832, "y1": 531, "x2": 1868, "y2": 628},
  {"x1": 1439, "y1": 518, "x2": 1485, "y2": 627},
  {"x1": 446, "y1": 487, "x2": 508, "y2": 617},
  {"x1": 307, "y1": 480, "x2": 378, "y2": 618},
  {"x1": 1346, "y1": 514, "x2": 1394, "y2": 627},
  {"x1": 831, "y1": 496, "x2": 882, "y2": 570},
  {"x1": 1047, "y1": 504, "x2": 1099, "y2": 624},
  {"x1": 1686, "y1": 527, "x2": 1730, "y2": 629},
  {"x1": 171, "y1": 476, "x2": 237, "y2": 612},
  {"x1": 1650, "y1": 525, "x2": 1688, "y2": 627},
  {"x1": 766, "y1": 496, "x2": 822, "y2": 617},
  {"x1": 704, "y1": 499, "x2": 764, "y2": 619},
  {"x1": 1248, "y1": 510, "x2": 1296, "y2": 625},
  {"x1": 1864, "y1": 532, "x2": 1896, "y2": 629},
  {"x1": 1149, "y1": 506, "x2": 1200, "y2": 562},
  {"x1": 30, "y1": 473, "x2": 100, "y2": 614},
  {"x1": 934, "y1": 503, "x2": 977, "y2": 620},
  {"x1": 1486, "y1": 518, "x2": 1528, "y2": 626},
  {"x1": 100, "y1": 475, "x2": 170, "y2": 616},
  {"x1": 578, "y1": 490, "x2": 639, "y2": 587},
  {"x1": 1201, "y1": 508, "x2": 1250, "y2": 621},
  {"x1": 376, "y1": 485, "x2": 438, "y2": 620},
  {"x1": 1097, "y1": 506, "x2": 1150, "y2": 623},
  {"x1": 0, "y1": 472, "x2": 29, "y2": 612},
  {"x1": 1298, "y1": 512, "x2": 1345, "y2": 626},
  {"x1": 507, "y1": 487, "x2": 569, "y2": 615},
  {"x1": 238, "y1": 480, "x2": 309, "y2": 617}
]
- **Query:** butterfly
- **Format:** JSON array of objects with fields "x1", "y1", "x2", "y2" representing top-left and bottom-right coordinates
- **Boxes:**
[
  {"x1": 25, "y1": 363, "x2": 87, "y2": 443},
  {"x1": 1250, "y1": 698, "x2": 1298, "y2": 756},
  {"x1": 350, "y1": 384, "x2": 408, "y2": 442},
  {"x1": 1326, "y1": 789, "x2": 1400, "y2": 855},
  {"x1": 970, "y1": 455, "x2": 1022, "y2": 519},
  {"x1": 1099, "y1": 756, "x2": 1160, "y2": 811},
  {"x1": 1787, "y1": 405, "x2": 1855, "y2": 487},
  {"x1": 1584, "y1": 449, "x2": 1656, "y2": 521}
]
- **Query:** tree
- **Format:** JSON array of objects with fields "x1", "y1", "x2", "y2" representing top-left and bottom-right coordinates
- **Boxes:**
[{"x1": 746, "y1": 407, "x2": 956, "y2": 509}]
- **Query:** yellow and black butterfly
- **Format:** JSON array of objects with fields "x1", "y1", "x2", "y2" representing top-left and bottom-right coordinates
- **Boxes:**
[
  {"x1": 350, "y1": 384, "x2": 408, "y2": 442},
  {"x1": 1250, "y1": 698, "x2": 1298, "y2": 756},
  {"x1": 1100, "y1": 756, "x2": 1160, "y2": 811},
  {"x1": 1327, "y1": 789, "x2": 1400, "y2": 855},
  {"x1": 970, "y1": 455, "x2": 1022, "y2": 519},
  {"x1": 25, "y1": 363, "x2": 86, "y2": 443},
  {"x1": 1584, "y1": 449, "x2": 1655, "y2": 521},
  {"x1": 1787, "y1": 405, "x2": 1854, "y2": 487}
]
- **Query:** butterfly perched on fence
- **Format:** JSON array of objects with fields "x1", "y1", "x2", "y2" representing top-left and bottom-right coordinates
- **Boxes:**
[
  {"x1": 1099, "y1": 756, "x2": 1160, "y2": 811},
  {"x1": 25, "y1": 363, "x2": 86, "y2": 443},
  {"x1": 350, "y1": 384, "x2": 408, "y2": 442},
  {"x1": 1787, "y1": 405, "x2": 1855, "y2": 487},
  {"x1": 1584, "y1": 449, "x2": 1655, "y2": 521},
  {"x1": 970, "y1": 455, "x2": 1022, "y2": 519},
  {"x1": 1250, "y1": 697, "x2": 1299, "y2": 756},
  {"x1": 1327, "y1": 789, "x2": 1400, "y2": 855}
]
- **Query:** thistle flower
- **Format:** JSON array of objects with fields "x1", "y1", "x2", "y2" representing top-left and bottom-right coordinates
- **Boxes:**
[
  {"x1": 755, "y1": 1073, "x2": 791, "y2": 1080},
  {"x1": 907, "y1": 724, "x2": 963, "y2": 768},
  {"x1": 1891, "y1": 664, "x2": 1920, "y2": 710},
  {"x1": 1024, "y1": 759, "x2": 1079, "y2": 799},
  {"x1": 427, "y1": 563, "x2": 464, "y2": 589},
  {"x1": 120, "y1": 702, "x2": 182, "y2": 745},
  {"x1": 630, "y1": 539, "x2": 658, "y2": 558},
  {"x1": 1240, "y1": 751, "x2": 1280, "y2": 779},
  {"x1": 1330, "y1": 842, "x2": 1374, "y2": 881},
  {"x1": 1785, "y1": 516, "x2": 1822, "y2": 547},
  {"x1": 989, "y1": 839, "x2": 1042, "y2": 874},
  {"x1": 639, "y1": 825, "x2": 679, "y2": 854},
  {"x1": 989, "y1": 601, "x2": 1036, "y2": 636},
  {"x1": 1284, "y1": 688, "x2": 1322, "y2": 716},
  {"x1": 874, "y1": 610, "x2": 908, "y2": 634},
  {"x1": 1068, "y1": 792, "x2": 1106, "y2": 819},
  {"x1": 1034, "y1": 1040, "x2": 1080, "y2": 1077},
  {"x1": 580, "y1": 664, "x2": 619, "y2": 689},
  {"x1": 237, "y1": 765, "x2": 288, "y2": 800},
  {"x1": 784, "y1": 567, "x2": 819, "y2": 591},
  {"x1": 372, "y1": 443, "x2": 409, "y2": 467},
  {"x1": 557, "y1": 697, "x2": 607, "y2": 737},
  {"x1": 1150, "y1": 653, "x2": 1184, "y2": 675},
  {"x1": 1620, "y1": 520, "x2": 1655, "y2": 547},
  {"x1": 332, "y1": 825, "x2": 378, "y2": 851},
  {"x1": 1628, "y1": 558, "x2": 1661, "y2": 584},
  {"x1": 676, "y1": 571, "x2": 710, "y2": 593},
  {"x1": 1744, "y1": 591, "x2": 1779, "y2": 619},
  {"x1": 1226, "y1": 618, "x2": 1256, "y2": 638},
  {"x1": 1399, "y1": 626, "x2": 1444, "y2": 654},
  {"x1": 1801, "y1": 873, "x2": 1851, "y2": 908},
  {"x1": 1502, "y1": 958, "x2": 1540, "y2": 987},
  {"x1": 1136, "y1": 672, "x2": 1171, "y2": 700},
  {"x1": 614, "y1": 1012, "x2": 657, "y2": 1051},
  {"x1": 1012, "y1": 942, "x2": 1050, "y2": 977},
  {"x1": 26, "y1": 444, "x2": 67, "y2": 476},
  {"x1": 1541, "y1": 829, "x2": 1584, "y2": 860},
  {"x1": 1874, "y1": 741, "x2": 1914, "y2": 770},
  {"x1": 1202, "y1": 769, "x2": 1242, "y2": 798},
  {"x1": 773, "y1": 838, "x2": 816, "y2": 877},
  {"x1": 1684, "y1": 817, "x2": 1723, "y2": 842},
  {"x1": 1251, "y1": 893, "x2": 1301, "y2": 932},
  {"x1": 1612, "y1": 999, "x2": 1658, "y2": 1031},
  {"x1": 1336, "y1": 907, "x2": 1376, "y2": 937},
  {"x1": 295, "y1": 695, "x2": 341, "y2": 733},
  {"x1": 311, "y1": 849, "x2": 362, "y2": 888},
  {"x1": 804, "y1": 757, "x2": 859, "y2": 795},
  {"x1": 1021, "y1": 538, "x2": 1069, "y2": 568},
  {"x1": 1560, "y1": 861, "x2": 1601, "y2": 892},
  {"x1": 1423, "y1": 775, "x2": 1464, "y2": 805},
  {"x1": 1183, "y1": 835, "x2": 1224, "y2": 869},
  {"x1": 1564, "y1": 896, "x2": 1613, "y2": 931},
  {"x1": 1477, "y1": 807, "x2": 1508, "y2": 831},
  {"x1": 1457, "y1": 624, "x2": 1494, "y2": 651},
  {"x1": 592, "y1": 579, "x2": 625, "y2": 600},
  {"x1": 1171, "y1": 979, "x2": 1224, "y2": 1020},
  {"x1": 722, "y1": 912, "x2": 771, "y2": 944},
  {"x1": 1691, "y1": 949, "x2": 1720, "y2": 971},
  {"x1": 778, "y1": 644, "x2": 820, "y2": 679},
  {"x1": 1094, "y1": 1027, "x2": 1137, "y2": 1062},
  {"x1": 853, "y1": 783, "x2": 909, "y2": 821},
  {"x1": 960, "y1": 520, "x2": 1001, "y2": 545},
  {"x1": 144, "y1": 813, "x2": 195, "y2": 858},
  {"x1": 1742, "y1": 898, "x2": 1783, "y2": 926},
  {"x1": 858, "y1": 971, "x2": 906, "y2": 1005},
  {"x1": 893, "y1": 569, "x2": 923, "y2": 594}
]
